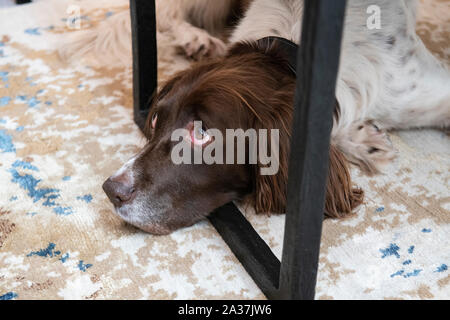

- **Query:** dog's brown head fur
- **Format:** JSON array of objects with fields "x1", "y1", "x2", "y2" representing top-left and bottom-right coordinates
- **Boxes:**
[{"x1": 102, "y1": 41, "x2": 363, "y2": 234}]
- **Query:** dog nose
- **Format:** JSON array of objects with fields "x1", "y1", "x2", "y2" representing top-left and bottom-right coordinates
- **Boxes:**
[{"x1": 102, "y1": 176, "x2": 136, "y2": 207}]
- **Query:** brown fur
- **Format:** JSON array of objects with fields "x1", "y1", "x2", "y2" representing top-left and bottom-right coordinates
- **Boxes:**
[
  {"x1": 104, "y1": 39, "x2": 364, "y2": 235},
  {"x1": 219, "y1": 42, "x2": 363, "y2": 218},
  {"x1": 325, "y1": 146, "x2": 364, "y2": 218},
  {"x1": 155, "y1": 41, "x2": 363, "y2": 219}
]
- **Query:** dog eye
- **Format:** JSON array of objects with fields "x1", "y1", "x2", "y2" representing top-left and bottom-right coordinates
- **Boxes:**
[
  {"x1": 190, "y1": 126, "x2": 211, "y2": 146},
  {"x1": 151, "y1": 113, "x2": 158, "y2": 128}
]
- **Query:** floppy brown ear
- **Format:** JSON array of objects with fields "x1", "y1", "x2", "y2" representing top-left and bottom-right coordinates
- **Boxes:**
[
  {"x1": 324, "y1": 145, "x2": 364, "y2": 218},
  {"x1": 253, "y1": 148, "x2": 288, "y2": 215},
  {"x1": 252, "y1": 144, "x2": 363, "y2": 218}
]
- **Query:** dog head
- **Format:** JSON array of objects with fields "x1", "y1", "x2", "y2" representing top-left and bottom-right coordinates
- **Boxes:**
[{"x1": 103, "y1": 41, "x2": 363, "y2": 234}]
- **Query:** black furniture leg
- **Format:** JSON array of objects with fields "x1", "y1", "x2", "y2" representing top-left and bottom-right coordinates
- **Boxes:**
[
  {"x1": 208, "y1": 203, "x2": 281, "y2": 298},
  {"x1": 130, "y1": 0, "x2": 347, "y2": 299},
  {"x1": 278, "y1": 0, "x2": 347, "y2": 300},
  {"x1": 130, "y1": 0, "x2": 158, "y2": 131},
  {"x1": 15, "y1": 0, "x2": 31, "y2": 4},
  {"x1": 210, "y1": 0, "x2": 347, "y2": 300}
]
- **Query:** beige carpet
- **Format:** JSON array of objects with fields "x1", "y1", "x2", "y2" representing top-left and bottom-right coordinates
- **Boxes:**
[{"x1": 0, "y1": 0, "x2": 449, "y2": 300}]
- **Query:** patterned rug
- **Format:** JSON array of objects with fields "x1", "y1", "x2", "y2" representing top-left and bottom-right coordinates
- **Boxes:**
[{"x1": 0, "y1": 0, "x2": 449, "y2": 300}]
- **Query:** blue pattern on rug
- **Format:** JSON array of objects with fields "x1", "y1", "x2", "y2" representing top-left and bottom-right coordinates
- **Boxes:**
[
  {"x1": 59, "y1": 253, "x2": 70, "y2": 263},
  {"x1": 27, "y1": 243, "x2": 61, "y2": 258},
  {"x1": 78, "y1": 260, "x2": 93, "y2": 272},
  {"x1": 0, "y1": 96, "x2": 11, "y2": 106},
  {"x1": 24, "y1": 28, "x2": 41, "y2": 36},
  {"x1": 27, "y1": 243, "x2": 92, "y2": 272},
  {"x1": 12, "y1": 160, "x2": 39, "y2": 171},
  {"x1": 77, "y1": 194, "x2": 93, "y2": 203},
  {"x1": 435, "y1": 264, "x2": 448, "y2": 273},
  {"x1": 380, "y1": 243, "x2": 400, "y2": 259},
  {"x1": 9, "y1": 166, "x2": 74, "y2": 215},
  {"x1": 0, "y1": 292, "x2": 18, "y2": 300},
  {"x1": 0, "y1": 130, "x2": 15, "y2": 153},
  {"x1": 404, "y1": 269, "x2": 422, "y2": 278}
]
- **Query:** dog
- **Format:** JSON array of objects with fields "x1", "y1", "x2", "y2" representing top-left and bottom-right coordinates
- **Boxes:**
[
  {"x1": 64, "y1": 0, "x2": 450, "y2": 234},
  {"x1": 59, "y1": 0, "x2": 250, "y2": 65}
]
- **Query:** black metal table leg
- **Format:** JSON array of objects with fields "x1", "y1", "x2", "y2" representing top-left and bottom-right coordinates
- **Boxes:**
[
  {"x1": 208, "y1": 203, "x2": 281, "y2": 298},
  {"x1": 130, "y1": 0, "x2": 347, "y2": 300},
  {"x1": 130, "y1": 0, "x2": 158, "y2": 130},
  {"x1": 278, "y1": 0, "x2": 347, "y2": 300}
]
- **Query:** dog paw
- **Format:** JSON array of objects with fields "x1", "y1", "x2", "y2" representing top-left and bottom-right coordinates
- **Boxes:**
[
  {"x1": 341, "y1": 120, "x2": 396, "y2": 174},
  {"x1": 179, "y1": 29, "x2": 227, "y2": 60}
]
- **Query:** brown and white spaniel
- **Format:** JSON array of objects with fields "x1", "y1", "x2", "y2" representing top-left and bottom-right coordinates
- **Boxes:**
[{"x1": 63, "y1": 0, "x2": 450, "y2": 234}]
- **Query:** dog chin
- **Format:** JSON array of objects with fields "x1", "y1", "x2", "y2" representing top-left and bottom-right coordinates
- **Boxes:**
[
  {"x1": 114, "y1": 206, "x2": 172, "y2": 235},
  {"x1": 136, "y1": 223, "x2": 173, "y2": 235}
]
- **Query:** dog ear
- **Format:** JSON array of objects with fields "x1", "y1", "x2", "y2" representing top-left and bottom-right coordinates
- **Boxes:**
[
  {"x1": 253, "y1": 143, "x2": 363, "y2": 218},
  {"x1": 252, "y1": 129, "x2": 288, "y2": 214},
  {"x1": 217, "y1": 49, "x2": 362, "y2": 217},
  {"x1": 324, "y1": 145, "x2": 364, "y2": 218}
]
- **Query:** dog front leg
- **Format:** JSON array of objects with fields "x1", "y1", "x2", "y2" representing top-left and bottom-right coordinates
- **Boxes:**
[{"x1": 172, "y1": 22, "x2": 228, "y2": 60}]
